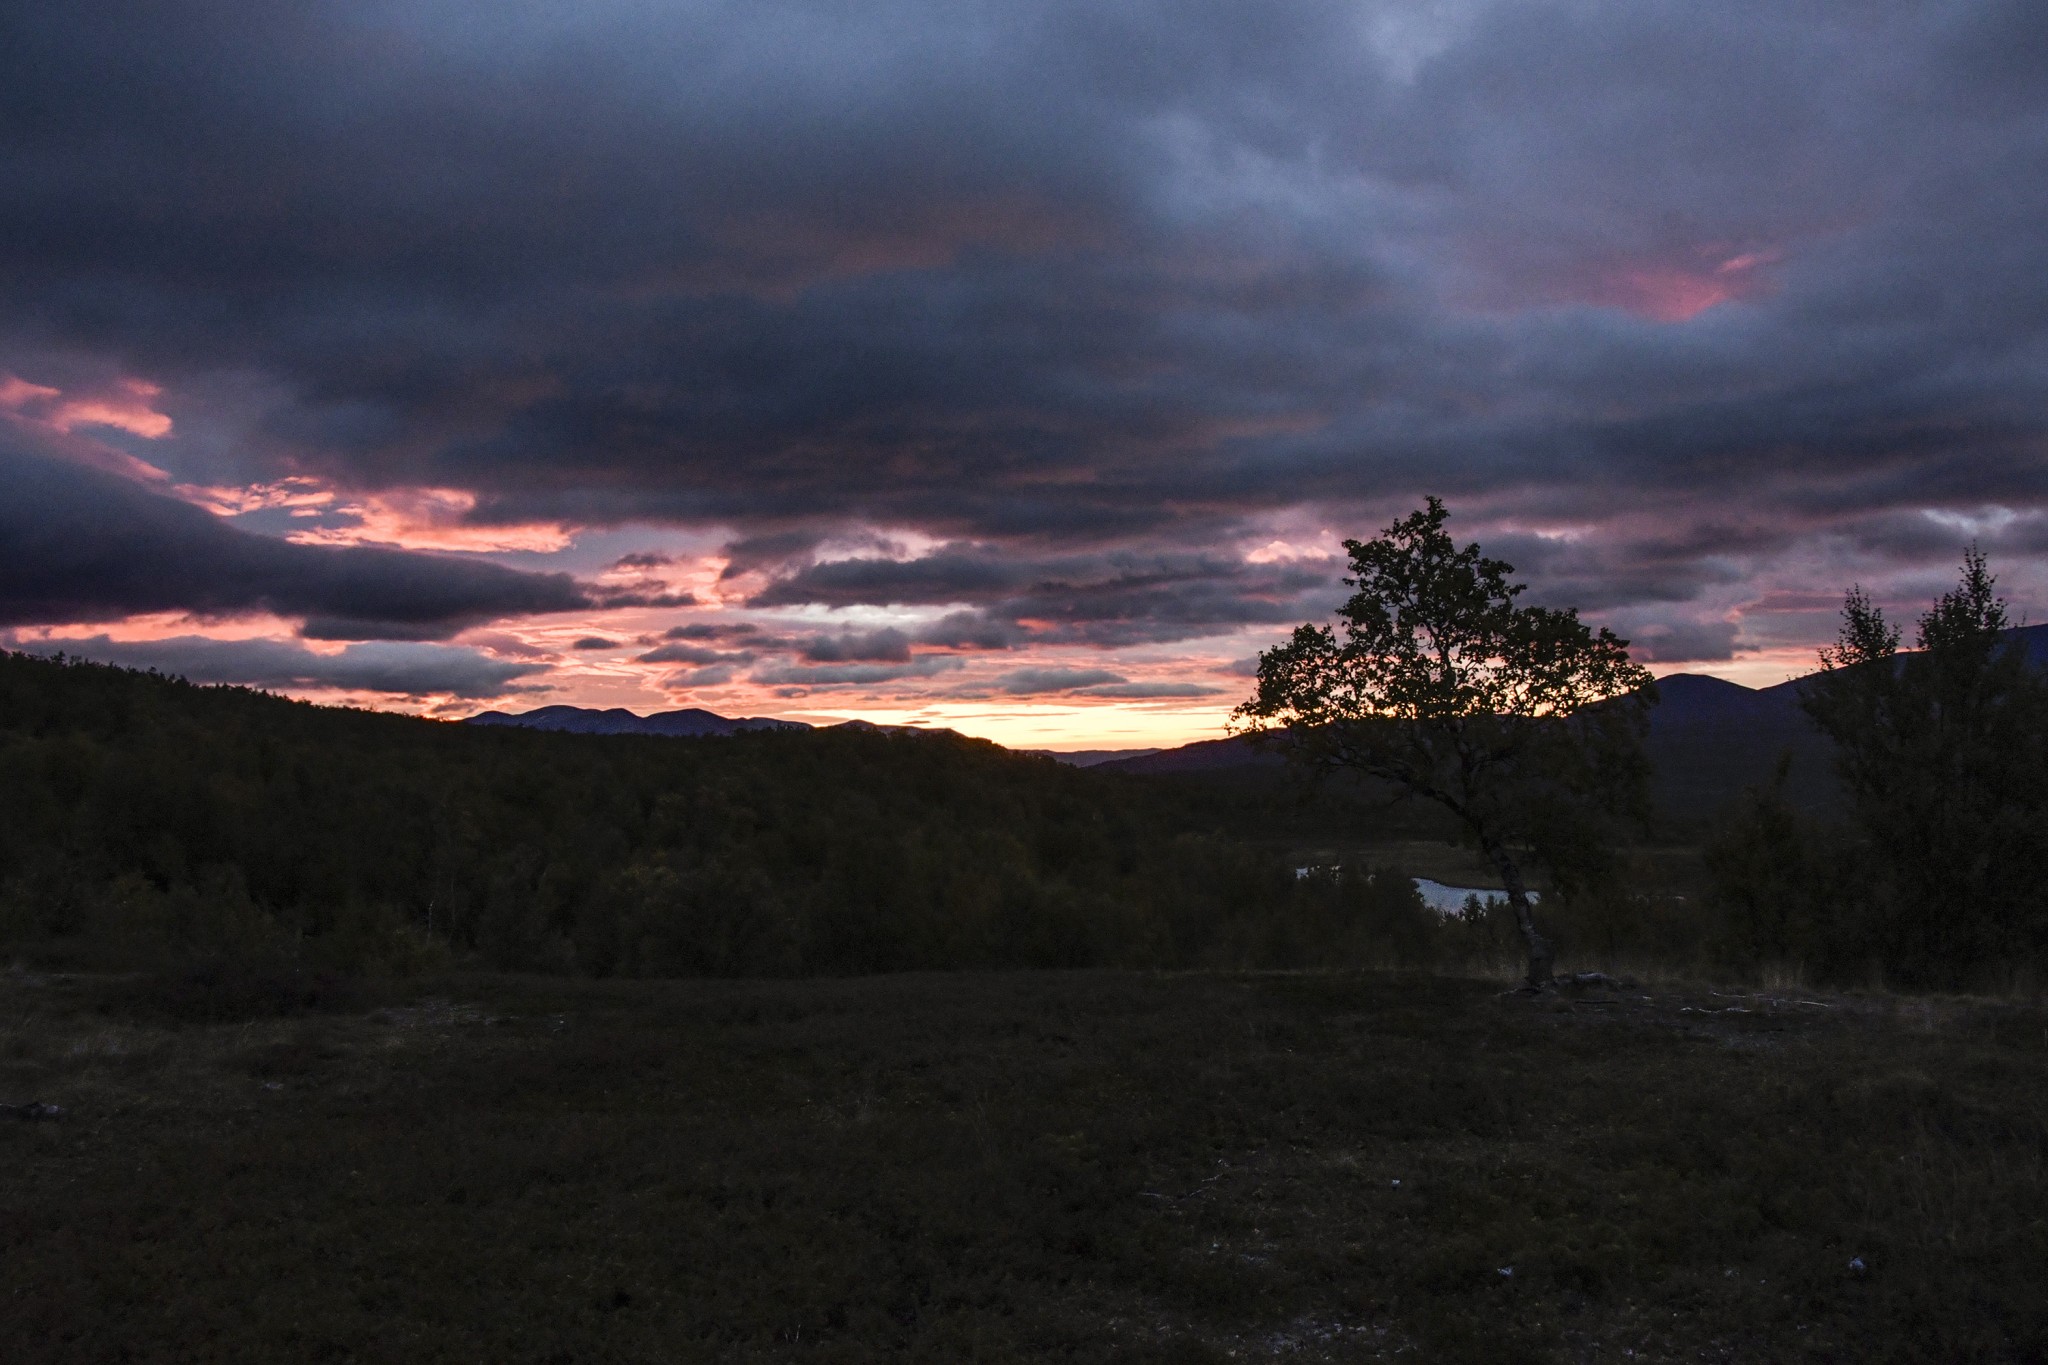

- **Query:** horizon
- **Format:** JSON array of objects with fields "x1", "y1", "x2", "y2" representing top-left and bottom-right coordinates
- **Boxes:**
[{"x1": 5, "y1": 2, "x2": 2046, "y2": 748}]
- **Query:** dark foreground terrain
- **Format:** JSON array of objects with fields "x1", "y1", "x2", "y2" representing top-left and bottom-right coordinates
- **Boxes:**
[{"x1": 3, "y1": 969, "x2": 2044, "y2": 1363}]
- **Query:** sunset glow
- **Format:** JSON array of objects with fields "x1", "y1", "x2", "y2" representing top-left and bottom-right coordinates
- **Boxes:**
[{"x1": 3, "y1": 2, "x2": 2044, "y2": 748}]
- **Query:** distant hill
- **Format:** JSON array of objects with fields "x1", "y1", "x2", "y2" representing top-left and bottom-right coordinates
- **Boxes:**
[
  {"x1": 465, "y1": 705, "x2": 810, "y2": 738},
  {"x1": 1096, "y1": 674, "x2": 1829, "y2": 823},
  {"x1": 0, "y1": 649, "x2": 1362, "y2": 978},
  {"x1": 1639, "y1": 671, "x2": 1834, "y2": 821},
  {"x1": 464, "y1": 708, "x2": 1162, "y2": 762},
  {"x1": 1095, "y1": 735, "x2": 1274, "y2": 776},
  {"x1": 1098, "y1": 623, "x2": 2048, "y2": 828},
  {"x1": 1026, "y1": 748, "x2": 1163, "y2": 767}
]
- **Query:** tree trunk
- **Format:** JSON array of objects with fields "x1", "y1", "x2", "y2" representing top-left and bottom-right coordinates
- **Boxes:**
[{"x1": 1481, "y1": 838, "x2": 1553, "y2": 989}]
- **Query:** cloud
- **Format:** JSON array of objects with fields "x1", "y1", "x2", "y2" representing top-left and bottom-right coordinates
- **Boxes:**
[
  {"x1": 1076, "y1": 681, "x2": 1224, "y2": 699},
  {"x1": 3, "y1": 0, "x2": 2048, "y2": 669},
  {"x1": 752, "y1": 545, "x2": 1338, "y2": 648},
  {"x1": 24, "y1": 634, "x2": 547, "y2": 699},
  {"x1": 571, "y1": 636, "x2": 621, "y2": 650},
  {"x1": 1611, "y1": 616, "x2": 1745, "y2": 665},
  {"x1": 748, "y1": 656, "x2": 965, "y2": 688},
  {"x1": 588, "y1": 586, "x2": 699, "y2": 609},
  {"x1": 663, "y1": 664, "x2": 740, "y2": 688},
  {"x1": 912, "y1": 610, "x2": 1021, "y2": 650},
  {"x1": 798, "y1": 628, "x2": 913, "y2": 663},
  {"x1": 994, "y1": 666, "x2": 1127, "y2": 695},
  {"x1": 0, "y1": 444, "x2": 589, "y2": 637},
  {"x1": 660, "y1": 623, "x2": 764, "y2": 642},
  {"x1": 636, "y1": 642, "x2": 755, "y2": 666},
  {"x1": 749, "y1": 549, "x2": 1026, "y2": 609}
]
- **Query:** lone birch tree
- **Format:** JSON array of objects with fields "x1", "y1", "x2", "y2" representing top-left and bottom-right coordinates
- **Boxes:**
[{"x1": 1232, "y1": 498, "x2": 1654, "y2": 989}]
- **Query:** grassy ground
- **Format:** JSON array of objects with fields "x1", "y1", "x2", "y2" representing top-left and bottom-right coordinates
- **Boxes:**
[{"x1": 3, "y1": 967, "x2": 2044, "y2": 1363}]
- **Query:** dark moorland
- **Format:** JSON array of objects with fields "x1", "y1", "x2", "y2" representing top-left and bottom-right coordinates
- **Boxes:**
[
  {"x1": 4, "y1": 968, "x2": 2044, "y2": 1363},
  {"x1": 5, "y1": 646, "x2": 2048, "y2": 1360}
]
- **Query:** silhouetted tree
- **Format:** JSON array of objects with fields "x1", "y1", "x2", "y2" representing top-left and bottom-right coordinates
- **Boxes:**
[
  {"x1": 1233, "y1": 498, "x2": 1654, "y2": 989},
  {"x1": 1801, "y1": 550, "x2": 2048, "y2": 984}
]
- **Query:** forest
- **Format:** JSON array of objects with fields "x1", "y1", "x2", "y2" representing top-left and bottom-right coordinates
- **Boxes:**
[
  {"x1": 6, "y1": 579, "x2": 2047, "y2": 994},
  {"x1": 0, "y1": 649, "x2": 1470, "y2": 981}
]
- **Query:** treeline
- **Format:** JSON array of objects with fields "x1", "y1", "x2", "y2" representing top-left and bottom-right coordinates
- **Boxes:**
[
  {"x1": 0, "y1": 650, "x2": 1470, "y2": 977},
  {"x1": 1704, "y1": 553, "x2": 2048, "y2": 990}
]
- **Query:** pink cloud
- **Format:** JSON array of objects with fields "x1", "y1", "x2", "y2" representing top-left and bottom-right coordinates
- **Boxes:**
[
  {"x1": 178, "y1": 477, "x2": 337, "y2": 517},
  {"x1": 1461, "y1": 246, "x2": 1786, "y2": 323},
  {"x1": 282, "y1": 486, "x2": 575, "y2": 553},
  {"x1": 0, "y1": 375, "x2": 62, "y2": 409},
  {"x1": 1600, "y1": 249, "x2": 1782, "y2": 322},
  {"x1": 1, "y1": 374, "x2": 176, "y2": 439},
  {"x1": 2, "y1": 372, "x2": 177, "y2": 482}
]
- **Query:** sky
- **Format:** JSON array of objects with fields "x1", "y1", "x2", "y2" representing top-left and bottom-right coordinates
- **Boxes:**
[{"x1": 4, "y1": 0, "x2": 2047, "y2": 749}]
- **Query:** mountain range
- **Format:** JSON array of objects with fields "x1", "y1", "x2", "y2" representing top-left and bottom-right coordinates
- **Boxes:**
[
  {"x1": 468, "y1": 624, "x2": 2048, "y2": 823},
  {"x1": 1096, "y1": 623, "x2": 2048, "y2": 822},
  {"x1": 463, "y1": 707, "x2": 1156, "y2": 766},
  {"x1": 465, "y1": 705, "x2": 809, "y2": 738}
]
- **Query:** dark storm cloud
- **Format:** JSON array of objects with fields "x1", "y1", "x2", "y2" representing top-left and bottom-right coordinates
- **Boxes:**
[
  {"x1": 24, "y1": 635, "x2": 546, "y2": 699},
  {"x1": 662, "y1": 664, "x2": 739, "y2": 689},
  {"x1": 660, "y1": 623, "x2": 763, "y2": 642},
  {"x1": 1080, "y1": 681, "x2": 1223, "y2": 699},
  {"x1": 636, "y1": 642, "x2": 755, "y2": 666},
  {"x1": 590, "y1": 586, "x2": 698, "y2": 610},
  {"x1": 995, "y1": 667, "x2": 1127, "y2": 696},
  {"x1": 912, "y1": 611, "x2": 1022, "y2": 650},
  {"x1": 1608, "y1": 617, "x2": 1744, "y2": 665},
  {"x1": 749, "y1": 656, "x2": 964, "y2": 688},
  {"x1": 748, "y1": 549, "x2": 1027, "y2": 610},
  {"x1": 0, "y1": 445, "x2": 589, "y2": 636},
  {"x1": 751, "y1": 545, "x2": 1336, "y2": 648},
  {"x1": 798, "y1": 629, "x2": 913, "y2": 664},
  {"x1": 978, "y1": 667, "x2": 1221, "y2": 699},
  {"x1": 4, "y1": 0, "x2": 2048, "y2": 628},
  {"x1": 571, "y1": 636, "x2": 621, "y2": 650}
]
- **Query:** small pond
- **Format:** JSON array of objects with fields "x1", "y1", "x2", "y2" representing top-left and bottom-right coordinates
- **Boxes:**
[
  {"x1": 1291, "y1": 867, "x2": 1538, "y2": 916},
  {"x1": 1412, "y1": 878, "x2": 1537, "y2": 915}
]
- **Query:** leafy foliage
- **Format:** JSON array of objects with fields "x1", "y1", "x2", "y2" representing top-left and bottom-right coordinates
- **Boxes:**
[
  {"x1": 1233, "y1": 499, "x2": 1655, "y2": 985},
  {"x1": 1791, "y1": 551, "x2": 2048, "y2": 986},
  {"x1": 0, "y1": 650, "x2": 1478, "y2": 977}
]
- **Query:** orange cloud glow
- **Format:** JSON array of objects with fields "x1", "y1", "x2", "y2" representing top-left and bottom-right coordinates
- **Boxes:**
[
  {"x1": 49, "y1": 380, "x2": 175, "y2": 439},
  {"x1": 179, "y1": 477, "x2": 338, "y2": 517},
  {"x1": 1, "y1": 374, "x2": 176, "y2": 440},
  {"x1": 0, "y1": 374, "x2": 62, "y2": 409},
  {"x1": 283, "y1": 486, "x2": 575, "y2": 553},
  {"x1": 2, "y1": 372, "x2": 178, "y2": 481}
]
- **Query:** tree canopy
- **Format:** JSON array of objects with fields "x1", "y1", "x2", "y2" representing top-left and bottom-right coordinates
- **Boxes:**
[
  {"x1": 0, "y1": 648, "x2": 1472, "y2": 978},
  {"x1": 1234, "y1": 498, "x2": 1654, "y2": 987},
  {"x1": 1799, "y1": 550, "x2": 2048, "y2": 985}
]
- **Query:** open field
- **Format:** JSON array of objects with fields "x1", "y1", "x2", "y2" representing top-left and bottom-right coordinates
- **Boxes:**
[{"x1": 4, "y1": 967, "x2": 2045, "y2": 1362}]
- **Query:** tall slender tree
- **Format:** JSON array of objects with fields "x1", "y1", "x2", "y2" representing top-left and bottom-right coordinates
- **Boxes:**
[
  {"x1": 1233, "y1": 498, "x2": 1654, "y2": 989},
  {"x1": 1801, "y1": 550, "x2": 2048, "y2": 984}
]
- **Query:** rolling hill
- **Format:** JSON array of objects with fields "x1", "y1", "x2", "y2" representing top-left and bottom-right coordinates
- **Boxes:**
[
  {"x1": 1098, "y1": 623, "x2": 2048, "y2": 827},
  {"x1": 464, "y1": 705, "x2": 808, "y2": 737}
]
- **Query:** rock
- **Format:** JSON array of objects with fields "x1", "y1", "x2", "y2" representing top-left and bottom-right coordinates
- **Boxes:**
[
  {"x1": 1562, "y1": 971, "x2": 1639, "y2": 993},
  {"x1": 2, "y1": 1101, "x2": 63, "y2": 1121}
]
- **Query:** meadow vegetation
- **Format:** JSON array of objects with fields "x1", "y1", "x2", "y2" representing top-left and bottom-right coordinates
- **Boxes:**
[{"x1": 5, "y1": 966, "x2": 2044, "y2": 1363}]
